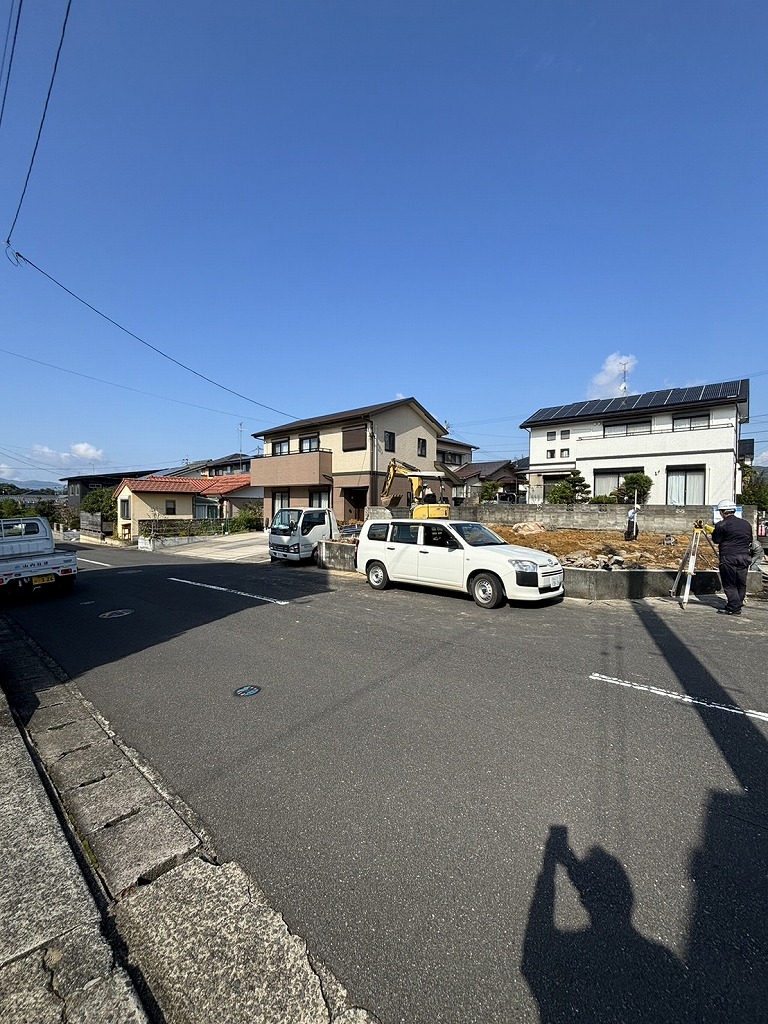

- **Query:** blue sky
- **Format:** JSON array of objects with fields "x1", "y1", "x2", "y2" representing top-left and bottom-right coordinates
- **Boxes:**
[{"x1": 1, "y1": 0, "x2": 766, "y2": 484}]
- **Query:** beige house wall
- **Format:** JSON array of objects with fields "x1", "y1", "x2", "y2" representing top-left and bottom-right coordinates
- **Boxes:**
[{"x1": 115, "y1": 485, "x2": 196, "y2": 541}]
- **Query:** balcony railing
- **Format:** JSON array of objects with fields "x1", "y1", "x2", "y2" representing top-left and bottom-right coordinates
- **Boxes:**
[{"x1": 250, "y1": 448, "x2": 334, "y2": 487}]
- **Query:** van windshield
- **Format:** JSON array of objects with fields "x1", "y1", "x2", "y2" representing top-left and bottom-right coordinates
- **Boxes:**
[
  {"x1": 451, "y1": 522, "x2": 505, "y2": 547},
  {"x1": 271, "y1": 509, "x2": 301, "y2": 534}
]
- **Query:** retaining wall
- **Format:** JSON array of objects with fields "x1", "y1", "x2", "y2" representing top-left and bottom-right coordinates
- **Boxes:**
[{"x1": 318, "y1": 541, "x2": 766, "y2": 602}]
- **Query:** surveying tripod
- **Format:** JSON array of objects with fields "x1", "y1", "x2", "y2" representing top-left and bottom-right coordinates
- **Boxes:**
[{"x1": 670, "y1": 520, "x2": 720, "y2": 608}]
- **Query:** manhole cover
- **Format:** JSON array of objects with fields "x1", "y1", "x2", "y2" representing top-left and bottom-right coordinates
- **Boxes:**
[
  {"x1": 99, "y1": 609, "x2": 134, "y2": 619},
  {"x1": 234, "y1": 685, "x2": 261, "y2": 697}
]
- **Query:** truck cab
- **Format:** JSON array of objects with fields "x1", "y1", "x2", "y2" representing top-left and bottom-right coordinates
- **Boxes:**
[{"x1": 268, "y1": 508, "x2": 340, "y2": 563}]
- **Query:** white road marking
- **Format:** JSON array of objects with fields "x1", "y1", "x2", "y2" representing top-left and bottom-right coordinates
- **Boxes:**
[
  {"x1": 168, "y1": 577, "x2": 289, "y2": 605},
  {"x1": 77, "y1": 557, "x2": 112, "y2": 567},
  {"x1": 590, "y1": 673, "x2": 768, "y2": 723}
]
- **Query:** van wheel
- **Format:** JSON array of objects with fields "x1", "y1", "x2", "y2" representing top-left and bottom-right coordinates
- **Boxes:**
[
  {"x1": 366, "y1": 561, "x2": 389, "y2": 590},
  {"x1": 471, "y1": 572, "x2": 504, "y2": 609}
]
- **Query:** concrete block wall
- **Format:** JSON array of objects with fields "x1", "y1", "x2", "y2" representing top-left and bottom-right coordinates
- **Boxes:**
[{"x1": 455, "y1": 503, "x2": 758, "y2": 535}]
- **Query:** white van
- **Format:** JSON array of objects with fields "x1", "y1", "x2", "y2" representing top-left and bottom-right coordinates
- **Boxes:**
[
  {"x1": 355, "y1": 518, "x2": 563, "y2": 608},
  {"x1": 269, "y1": 508, "x2": 340, "y2": 563}
]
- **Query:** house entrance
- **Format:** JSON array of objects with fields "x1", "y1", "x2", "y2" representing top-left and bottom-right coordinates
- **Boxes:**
[{"x1": 341, "y1": 487, "x2": 367, "y2": 522}]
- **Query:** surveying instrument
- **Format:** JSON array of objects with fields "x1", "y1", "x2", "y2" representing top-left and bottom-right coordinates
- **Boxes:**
[{"x1": 670, "y1": 520, "x2": 720, "y2": 608}]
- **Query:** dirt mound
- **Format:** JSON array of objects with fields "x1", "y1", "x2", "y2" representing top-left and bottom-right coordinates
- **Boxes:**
[{"x1": 491, "y1": 525, "x2": 708, "y2": 571}]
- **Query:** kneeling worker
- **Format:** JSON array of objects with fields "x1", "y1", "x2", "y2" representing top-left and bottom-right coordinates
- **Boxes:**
[{"x1": 711, "y1": 500, "x2": 753, "y2": 616}]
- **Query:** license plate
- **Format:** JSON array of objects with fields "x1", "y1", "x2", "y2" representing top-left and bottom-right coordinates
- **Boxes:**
[
  {"x1": 32, "y1": 574, "x2": 56, "y2": 585},
  {"x1": 550, "y1": 574, "x2": 563, "y2": 589}
]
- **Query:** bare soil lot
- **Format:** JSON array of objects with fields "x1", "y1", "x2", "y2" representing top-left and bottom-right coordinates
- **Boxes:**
[{"x1": 490, "y1": 525, "x2": 706, "y2": 571}]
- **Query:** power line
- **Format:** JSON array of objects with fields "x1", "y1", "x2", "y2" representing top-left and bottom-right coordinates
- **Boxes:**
[
  {"x1": 0, "y1": 0, "x2": 22, "y2": 135},
  {"x1": 6, "y1": 0, "x2": 71, "y2": 244},
  {"x1": 9, "y1": 252, "x2": 297, "y2": 420},
  {"x1": 0, "y1": 347, "x2": 269, "y2": 424}
]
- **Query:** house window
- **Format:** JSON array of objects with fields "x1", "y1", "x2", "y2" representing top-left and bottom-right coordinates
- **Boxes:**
[
  {"x1": 119, "y1": 499, "x2": 129, "y2": 519},
  {"x1": 342, "y1": 425, "x2": 367, "y2": 451},
  {"x1": 165, "y1": 500, "x2": 176, "y2": 515},
  {"x1": 300, "y1": 435, "x2": 320, "y2": 452},
  {"x1": 384, "y1": 431, "x2": 396, "y2": 452},
  {"x1": 546, "y1": 449, "x2": 555, "y2": 459},
  {"x1": 417, "y1": 437, "x2": 427, "y2": 458},
  {"x1": 673, "y1": 414, "x2": 710, "y2": 431},
  {"x1": 604, "y1": 420, "x2": 651, "y2": 437},
  {"x1": 593, "y1": 468, "x2": 643, "y2": 497},
  {"x1": 272, "y1": 439, "x2": 289, "y2": 456},
  {"x1": 439, "y1": 451, "x2": 463, "y2": 466},
  {"x1": 308, "y1": 489, "x2": 330, "y2": 508},
  {"x1": 560, "y1": 449, "x2": 570, "y2": 458},
  {"x1": 667, "y1": 467, "x2": 705, "y2": 505},
  {"x1": 273, "y1": 490, "x2": 290, "y2": 511},
  {"x1": 547, "y1": 431, "x2": 556, "y2": 441},
  {"x1": 560, "y1": 429, "x2": 570, "y2": 439}
]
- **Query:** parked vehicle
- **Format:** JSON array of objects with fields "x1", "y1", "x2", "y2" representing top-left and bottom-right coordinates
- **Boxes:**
[
  {"x1": 354, "y1": 518, "x2": 563, "y2": 608},
  {"x1": 268, "y1": 508, "x2": 340, "y2": 563},
  {"x1": 0, "y1": 517, "x2": 77, "y2": 599}
]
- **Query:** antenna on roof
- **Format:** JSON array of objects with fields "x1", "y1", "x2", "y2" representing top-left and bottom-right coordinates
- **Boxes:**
[{"x1": 618, "y1": 361, "x2": 629, "y2": 397}]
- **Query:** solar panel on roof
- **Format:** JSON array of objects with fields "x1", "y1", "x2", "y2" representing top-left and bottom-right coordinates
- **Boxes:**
[{"x1": 634, "y1": 391, "x2": 661, "y2": 408}]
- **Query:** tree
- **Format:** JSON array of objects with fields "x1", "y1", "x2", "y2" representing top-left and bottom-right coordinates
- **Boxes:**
[
  {"x1": 613, "y1": 473, "x2": 653, "y2": 505},
  {"x1": 739, "y1": 465, "x2": 768, "y2": 512},
  {"x1": 1, "y1": 497, "x2": 23, "y2": 518},
  {"x1": 81, "y1": 487, "x2": 117, "y2": 523},
  {"x1": 546, "y1": 470, "x2": 591, "y2": 504},
  {"x1": 479, "y1": 480, "x2": 500, "y2": 502}
]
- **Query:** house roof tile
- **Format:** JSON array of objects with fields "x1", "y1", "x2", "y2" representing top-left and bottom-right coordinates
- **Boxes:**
[{"x1": 115, "y1": 473, "x2": 254, "y2": 497}]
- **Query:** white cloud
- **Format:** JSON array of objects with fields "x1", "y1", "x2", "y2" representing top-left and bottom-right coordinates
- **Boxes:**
[
  {"x1": 31, "y1": 443, "x2": 106, "y2": 468},
  {"x1": 754, "y1": 449, "x2": 768, "y2": 468},
  {"x1": 70, "y1": 442, "x2": 105, "y2": 461},
  {"x1": 0, "y1": 463, "x2": 19, "y2": 481},
  {"x1": 587, "y1": 353, "x2": 638, "y2": 399}
]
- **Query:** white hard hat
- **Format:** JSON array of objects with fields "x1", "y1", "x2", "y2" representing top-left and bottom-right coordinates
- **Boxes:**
[{"x1": 718, "y1": 500, "x2": 737, "y2": 512}]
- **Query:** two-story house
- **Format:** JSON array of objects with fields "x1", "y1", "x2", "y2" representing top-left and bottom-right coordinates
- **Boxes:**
[
  {"x1": 520, "y1": 379, "x2": 749, "y2": 506},
  {"x1": 251, "y1": 398, "x2": 472, "y2": 523}
]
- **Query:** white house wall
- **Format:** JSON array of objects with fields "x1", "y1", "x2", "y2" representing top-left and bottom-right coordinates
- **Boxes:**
[{"x1": 527, "y1": 403, "x2": 741, "y2": 505}]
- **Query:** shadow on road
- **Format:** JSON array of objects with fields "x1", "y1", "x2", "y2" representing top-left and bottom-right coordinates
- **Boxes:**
[{"x1": 523, "y1": 602, "x2": 768, "y2": 1023}]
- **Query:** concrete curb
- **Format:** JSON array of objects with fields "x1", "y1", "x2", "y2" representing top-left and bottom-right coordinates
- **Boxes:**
[{"x1": 0, "y1": 615, "x2": 380, "y2": 1024}]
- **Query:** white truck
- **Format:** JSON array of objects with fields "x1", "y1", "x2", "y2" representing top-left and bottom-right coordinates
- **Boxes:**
[
  {"x1": 0, "y1": 517, "x2": 78, "y2": 599},
  {"x1": 268, "y1": 507, "x2": 340, "y2": 563}
]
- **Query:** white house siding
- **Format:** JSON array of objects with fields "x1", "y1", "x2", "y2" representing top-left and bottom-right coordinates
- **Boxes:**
[{"x1": 527, "y1": 404, "x2": 741, "y2": 506}]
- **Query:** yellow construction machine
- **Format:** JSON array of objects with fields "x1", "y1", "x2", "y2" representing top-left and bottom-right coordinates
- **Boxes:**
[{"x1": 379, "y1": 458, "x2": 451, "y2": 519}]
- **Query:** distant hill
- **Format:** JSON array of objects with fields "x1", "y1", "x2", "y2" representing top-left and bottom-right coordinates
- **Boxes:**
[{"x1": 0, "y1": 479, "x2": 65, "y2": 493}]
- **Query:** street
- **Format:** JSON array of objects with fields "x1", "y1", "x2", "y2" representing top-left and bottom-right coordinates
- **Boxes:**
[{"x1": 5, "y1": 540, "x2": 768, "y2": 1024}]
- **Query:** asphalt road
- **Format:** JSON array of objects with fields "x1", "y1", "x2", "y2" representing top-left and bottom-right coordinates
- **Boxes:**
[{"x1": 5, "y1": 539, "x2": 768, "y2": 1024}]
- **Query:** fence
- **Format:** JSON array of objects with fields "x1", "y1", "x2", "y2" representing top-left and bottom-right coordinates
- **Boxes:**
[{"x1": 137, "y1": 518, "x2": 234, "y2": 539}]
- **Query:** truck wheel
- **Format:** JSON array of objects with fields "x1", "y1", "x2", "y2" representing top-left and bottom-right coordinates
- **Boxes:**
[
  {"x1": 366, "y1": 561, "x2": 389, "y2": 590},
  {"x1": 471, "y1": 572, "x2": 504, "y2": 609}
]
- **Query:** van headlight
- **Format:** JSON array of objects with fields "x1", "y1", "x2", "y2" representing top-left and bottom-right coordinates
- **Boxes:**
[
  {"x1": 289, "y1": 544, "x2": 300, "y2": 554},
  {"x1": 508, "y1": 558, "x2": 538, "y2": 573}
]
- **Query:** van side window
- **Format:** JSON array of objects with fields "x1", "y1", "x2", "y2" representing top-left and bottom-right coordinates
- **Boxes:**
[
  {"x1": 392, "y1": 523, "x2": 419, "y2": 544},
  {"x1": 423, "y1": 525, "x2": 449, "y2": 547},
  {"x1": 367, "y1": 522, "x2": 390, "y2": 542},
  {"x1": 301, "y1": 511, "x2": 325, "y2": 535}
]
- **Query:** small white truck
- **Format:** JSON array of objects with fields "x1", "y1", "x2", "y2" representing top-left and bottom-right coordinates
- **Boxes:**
[
  {"x1": 0, "y1": 517, "x2": 78, "y2": 598},
  {"x1": 268, "y1": 508, "x2": 340, "y2": 563}
]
